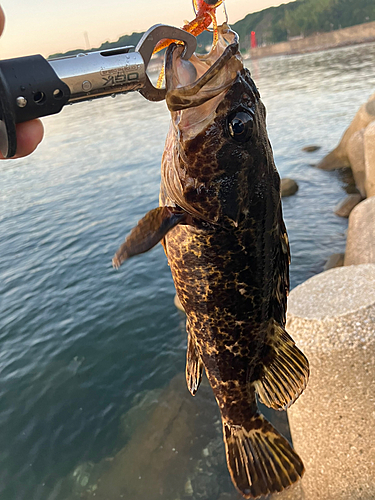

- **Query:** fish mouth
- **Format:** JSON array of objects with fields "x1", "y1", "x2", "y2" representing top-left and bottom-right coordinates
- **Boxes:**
[{"x1": 165, "y1": 24, "x2": 243, "y2": 135}]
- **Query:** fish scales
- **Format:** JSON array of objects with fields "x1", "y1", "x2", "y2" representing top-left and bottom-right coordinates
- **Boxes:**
[
  {"x1": 163, "y1": 134, "x2": 287, "y2": 418},
  {"x1": 113, "y1": 24, "x2": 309, "y2": 499}
]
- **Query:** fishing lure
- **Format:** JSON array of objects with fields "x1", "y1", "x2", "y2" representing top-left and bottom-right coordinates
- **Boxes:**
[{"x1": 153, "y1": 0, "x2": 226, "y2": 87}]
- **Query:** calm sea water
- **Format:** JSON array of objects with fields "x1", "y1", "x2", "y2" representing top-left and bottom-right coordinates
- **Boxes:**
[{"x1": 1, "y1": 42, "x2": 374, "y2": 500}]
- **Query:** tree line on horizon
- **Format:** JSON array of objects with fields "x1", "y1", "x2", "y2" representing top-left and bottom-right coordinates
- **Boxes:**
[
  {"x1": 233, "y1": 0, "x2": 375, "y2": 48},
  {"x1": 49, "y1": 0, "x2": 375, "y2": 59}
]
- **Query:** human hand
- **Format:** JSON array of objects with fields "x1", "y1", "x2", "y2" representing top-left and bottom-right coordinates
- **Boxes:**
[{"x1": 0, "y1": 6, "x2": 44, "y2": 159}]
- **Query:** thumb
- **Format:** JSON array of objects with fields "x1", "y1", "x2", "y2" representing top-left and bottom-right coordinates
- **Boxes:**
[{"x1": 0, "y1": 6, "x2": 5, "y2": 37}]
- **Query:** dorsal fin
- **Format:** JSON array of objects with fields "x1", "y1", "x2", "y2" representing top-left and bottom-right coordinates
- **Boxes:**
[{"x1": 112, "y1": 206, "x2": 186, "y2": 268}]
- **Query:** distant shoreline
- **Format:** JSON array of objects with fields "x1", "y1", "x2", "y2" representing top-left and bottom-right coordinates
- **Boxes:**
[{"x1": 247, "y1": 20, "x2": 375, "y2": 59}]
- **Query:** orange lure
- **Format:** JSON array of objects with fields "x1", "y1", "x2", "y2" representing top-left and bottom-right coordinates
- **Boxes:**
[{"x1": 153, "y1": 0, "x2": 225, "y2": 55}]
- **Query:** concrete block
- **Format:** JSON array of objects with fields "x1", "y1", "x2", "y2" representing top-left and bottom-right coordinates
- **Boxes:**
[
  {"x1": 334, "y1": 193, "x2": 362, "y2": 218},
  {"x1": 286, "y1": 264, "x2": 375, "y2": 500},
  {"x1": 324, "y1": 252, "x2": 345, "y2": 271},
  {"x1": 317, "y1": 93, "x2": 375, "y2": 171},
  {"x1": 344, "y1": 196, "x2": 375, "y2": 265},
  {"x1": 347, "y1": 129, "x2": 366, "y2": 197},
  {"x1": 364, "y1": 121, "x2": 375, "y2": 197}
]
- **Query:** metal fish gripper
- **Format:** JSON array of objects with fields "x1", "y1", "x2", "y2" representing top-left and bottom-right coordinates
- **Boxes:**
[{"x1": 0, "y1": 24, "x2": 197, "y2": 158}]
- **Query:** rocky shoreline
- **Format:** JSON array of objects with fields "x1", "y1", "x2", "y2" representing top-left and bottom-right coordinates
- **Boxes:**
[
  {"x1": 318, "y1": 91, "x2": 375, "y2": 267},
  {"x1": 286, "y1": 91, "x2": 375, "y2": 499},
  {"x1": 249, "y1": 21, "x2": 375, "y2": 60}
]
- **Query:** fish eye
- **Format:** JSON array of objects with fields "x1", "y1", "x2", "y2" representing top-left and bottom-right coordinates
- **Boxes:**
[{"x1": 228, "y1": 111, "x2": 253, "y2": 143}]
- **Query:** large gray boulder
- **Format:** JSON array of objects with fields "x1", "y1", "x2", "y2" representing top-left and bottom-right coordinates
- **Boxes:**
[
  {"x1": 344, "y1": 196, "x2": 375, "y2": 265},
  {"x1": 286, "y1": 264, "x2": 375, "y2": 500},
  {"x1": 364, "y1": 121, "x2": 375, "y2": 197},
  {"x1": 317, "y1": 93, "x2": 375, "y2": 171}
]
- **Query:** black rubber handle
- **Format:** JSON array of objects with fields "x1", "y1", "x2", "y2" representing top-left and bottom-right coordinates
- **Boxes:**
[{"x1": 0, "y1": 54, "x2": 70, "y2": 158}]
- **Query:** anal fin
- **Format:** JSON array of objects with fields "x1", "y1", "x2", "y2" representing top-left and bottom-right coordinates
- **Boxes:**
[
  {"x1": 255, "y1": 321, "x2": 309, "y2": 410},
  {"x1": 223, "y1": 415, "x2": 304, "y2": 499},
  {"x1": 186, "y1": 328, "x2": 203, "y2": 396},
  {"x1": 112, "y1": 207, "x2": 186, "y2": 268}
]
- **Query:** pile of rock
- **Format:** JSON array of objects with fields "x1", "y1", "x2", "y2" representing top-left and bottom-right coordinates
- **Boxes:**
[
  {"x1": 317, "y1": 92, "x2": 375, "y2": 184},
  {"x1": 316, "y1": 92, "x2": 375, "y2": 218},
  {"x1": 314, "y1": 91, "x2": 375, "y2": 268},
  {"x1": 285, "y1": 91, "x2": 375, "y2": 499}
]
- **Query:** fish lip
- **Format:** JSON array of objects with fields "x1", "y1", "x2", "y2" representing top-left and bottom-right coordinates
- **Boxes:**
[{"x1": 165, "y1": 25, "x2": 241, "y2": 111}]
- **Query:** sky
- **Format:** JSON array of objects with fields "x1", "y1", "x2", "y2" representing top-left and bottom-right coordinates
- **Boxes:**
[{"x1": 0, "y1": 0, "x2": 287, "y2": 59}]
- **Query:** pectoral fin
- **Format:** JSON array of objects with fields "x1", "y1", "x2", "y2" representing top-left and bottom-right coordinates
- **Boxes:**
[{"x1": 113, "y1": 206, "x2": 187, "y2": 268}]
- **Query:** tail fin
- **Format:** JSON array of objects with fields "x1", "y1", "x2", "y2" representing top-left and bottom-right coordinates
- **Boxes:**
[{"x1": 223, "y1": 415, "x2": 304, "y2": 499}]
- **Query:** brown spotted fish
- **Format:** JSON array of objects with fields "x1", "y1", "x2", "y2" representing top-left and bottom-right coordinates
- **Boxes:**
[{"x1": 113, "y1": 24, "x2": 309, "y2": 499}]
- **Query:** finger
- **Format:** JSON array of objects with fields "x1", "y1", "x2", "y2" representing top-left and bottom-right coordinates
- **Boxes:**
[
  {"x1": 14, "y1": 120, "x2": 44, "y2": 158},
  {"x1": 0, "y1": 8, "x2": 43, "y2": 160},
  {"x1": 0, "y1": 119, "x2": 44, "y2": 159},
  {"x1": 0, "y1": 6, "x2": 5, "y2": 37}
]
